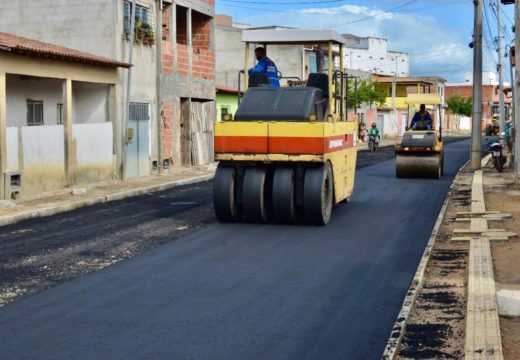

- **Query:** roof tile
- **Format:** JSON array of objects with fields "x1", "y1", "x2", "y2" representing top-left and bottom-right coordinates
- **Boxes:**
[{"x1": 0, "y1": 32, "x2": 131, "y2": 68}]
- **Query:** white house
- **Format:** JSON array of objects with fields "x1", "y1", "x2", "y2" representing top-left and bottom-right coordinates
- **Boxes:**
[{"x1": 342, "y1": 34, "x2": 409, "y2": 77}]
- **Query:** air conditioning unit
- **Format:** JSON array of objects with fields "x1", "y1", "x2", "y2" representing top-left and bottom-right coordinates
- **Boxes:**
[{"x1": 4, "y1": 171, "x2": 21, "y2": 200}]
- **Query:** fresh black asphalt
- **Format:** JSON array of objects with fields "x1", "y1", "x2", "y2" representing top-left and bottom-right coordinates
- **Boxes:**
[{"x1": 0, "y1": 139, "x2": 470, "y2": 360}]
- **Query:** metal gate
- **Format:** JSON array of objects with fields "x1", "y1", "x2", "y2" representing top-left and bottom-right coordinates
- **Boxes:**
[
  {"x1": 377, "y1": 114, "x2": 385, "y2": 134},
  {"x1": 126, "y1": 103, "x2": 150, "y2": 178}
]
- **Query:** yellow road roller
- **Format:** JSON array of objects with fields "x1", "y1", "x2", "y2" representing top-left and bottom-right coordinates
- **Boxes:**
[
  {"x1": 395, "y1": 93, "x2": 444, "y2": 179},
  {"x1": 213, "y1": 29, "x2": 358, "y2": 225}
]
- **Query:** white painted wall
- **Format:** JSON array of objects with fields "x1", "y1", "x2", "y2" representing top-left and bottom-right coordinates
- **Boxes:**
[
  {"x1": 6, "y1": 76, "x2": 63, "y2": 127},
  {"x1": 73, "y1": 82, "x2": 110, "y2": 124},
  {"x1": 216, "y1": 25, "x2": 255, "y2": 88},
  {"x1": 342, "y1": 37, "x2": 409, "y2": 77},
  {"x1": 72, "y1": 123, "x2": 113, "y2": 166},
  {"x1": 460, "y1": 116, "x2": 471, "y2": 130},
  {"x1": 22, "y1": 126, "x2": 65, "y2": 168},
  {"x1": 6, "y1": 127, "x2": 18, "y2": 171}
]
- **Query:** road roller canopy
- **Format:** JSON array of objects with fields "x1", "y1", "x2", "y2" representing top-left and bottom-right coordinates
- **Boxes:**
[
  {"x1": 241, "y1": 29, "x2": 347, "y2": 45},
  {"x1": 405, "y1": 93, "x2": 442, "y2": 105},
  {"x1": 239, "y1": 28, "x2": 352, "y2": 122}
]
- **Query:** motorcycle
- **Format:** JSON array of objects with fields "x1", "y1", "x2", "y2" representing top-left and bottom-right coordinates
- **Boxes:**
[
  {"x1": 368, "y1": 135, "x2": 378, "y2": 152},
  {"x1": 488, "y1": 134, "x2": 506, "y2": 172}
]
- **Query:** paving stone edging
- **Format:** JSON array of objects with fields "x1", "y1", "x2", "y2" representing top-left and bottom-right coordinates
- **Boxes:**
[
  {"x1": 0, "y1": 173, "x2": 215, "y2": 228},
  {"x1": 381, "y1": 161, "x2": 469, "y2": 359}
]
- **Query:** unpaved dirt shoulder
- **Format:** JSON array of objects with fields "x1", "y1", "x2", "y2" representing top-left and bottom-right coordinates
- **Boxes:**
[
  {"x1": 397, "y1": 166, "x2": 520, "y2": 359},
  {"x1": 485, "y1": 171, "x2": 520, "y2": 358},
  {"x1": 396, "y1": 169, "x2": 473, "y2": 359}
]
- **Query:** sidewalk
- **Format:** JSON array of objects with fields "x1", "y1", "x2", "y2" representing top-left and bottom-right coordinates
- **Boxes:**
[
  {"x1": 0, "y1": 164, "x2": 216, "y2": 227},
  {"x1": 386, "y1": 155, "x2": 520, "y2": 359}
]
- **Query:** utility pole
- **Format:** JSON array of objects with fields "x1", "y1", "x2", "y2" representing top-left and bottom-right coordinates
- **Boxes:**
[
  {"x1": 512, "y1": 0, "x2": 520, "y2": 181},
  {"x1": 498, "y1": 0, "x2": 506, "y2": 137},
  {"x1": 391, "y1": 56, "x2": 397, "y2": 110},
  {"x1": 123, "y1": 0, "x2": 137, "y2": 179},
  {"x1": 471, "y1": 0, "x2": 483, "y2": 170}
]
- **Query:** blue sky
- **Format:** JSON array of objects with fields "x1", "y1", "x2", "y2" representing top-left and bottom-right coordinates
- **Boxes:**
[{"x1": 215, "y1": 0, "x2": 516, "y2": 82}]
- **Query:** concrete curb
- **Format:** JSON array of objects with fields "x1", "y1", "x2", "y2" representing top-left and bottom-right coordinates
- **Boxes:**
[
  {"x1": 381, "y1": 160, "x2": 469, "y2": 359},
  {"x1": 0, "y1": 173, "x2": 214, "y2": 228}
]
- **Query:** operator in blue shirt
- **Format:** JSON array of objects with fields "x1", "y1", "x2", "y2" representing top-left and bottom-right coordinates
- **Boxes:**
[
  {"x1": 248, "y1": 47, "x2": 280, "y2": 88},
  {"x1": 410, "y1": 104, "x2": 433, "y2": 130}
]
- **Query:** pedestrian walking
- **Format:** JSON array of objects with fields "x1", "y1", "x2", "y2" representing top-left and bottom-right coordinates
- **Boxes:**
[{"x1": 359, "y1": 121, "x2": 367, "y2": 142}]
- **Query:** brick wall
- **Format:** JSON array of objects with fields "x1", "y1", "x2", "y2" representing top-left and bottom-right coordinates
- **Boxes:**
[
  {"x1": 162, "y1": 5, "x2": 170, "y2": 40},
  {"x1": 193, "y1": 49, "x2": 214, "y2": 80},
  {"x1": 215, "y1": 14, "x2": 232, "y2": 26},
  {"x1": 446, "y1": 84, "x2": 506, "y2": 125},
  {"x1": 177, "y1": 44, "x2": 189, "y2": 76},
  {"x1": 161, "y1": 100, "x2": 174, "y2": 162},
  {"x1": 192, "y1": 11, "x2": 214, "y2": 80},
  {"x1": 163, "y1": 41, "x2": 174, "y2": 75},
  {"x1": 162, "y1": 6, "x2": 173, "y2": 74}
]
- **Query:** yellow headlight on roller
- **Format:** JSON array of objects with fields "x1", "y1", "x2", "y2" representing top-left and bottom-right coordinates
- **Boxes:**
[{"x1": 309, "y1": 114, "x2": 317, "y2": 122}]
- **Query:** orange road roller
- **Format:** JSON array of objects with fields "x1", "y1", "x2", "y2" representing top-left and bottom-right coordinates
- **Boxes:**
[{"x1": 213, "y1": 29, "x2": 358, "y2": 225}]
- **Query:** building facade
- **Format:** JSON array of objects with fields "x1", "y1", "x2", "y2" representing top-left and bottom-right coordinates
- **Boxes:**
[
  {"x1": 0, "y1": 0, "x2": 216, "y2": 180},
  {"x1": 446, "y1": 72, "x2": 512, "y2": 130},
  {"x1": 0, "y1": 32, "x2": 129, "y2": 199},
  {"x1": 342, "y1": 35, "x2": 409, "y2": 77}
]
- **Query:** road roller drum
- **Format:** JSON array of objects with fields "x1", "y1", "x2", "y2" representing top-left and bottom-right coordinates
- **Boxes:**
[{"x1": 396, "y1": 153, "x2": 442, "y2": 179}]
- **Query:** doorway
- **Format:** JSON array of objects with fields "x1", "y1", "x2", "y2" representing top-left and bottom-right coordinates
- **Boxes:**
[{"x1": 126, "y1": 102, "x2": 150, "y2": 177}]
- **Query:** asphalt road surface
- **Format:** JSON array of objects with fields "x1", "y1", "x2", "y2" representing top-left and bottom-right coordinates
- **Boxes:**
[{"x1": 0, "y1": 139, "x2": 470, "y2": 360}]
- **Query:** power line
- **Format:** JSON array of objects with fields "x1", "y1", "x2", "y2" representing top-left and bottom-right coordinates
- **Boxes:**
[
  {"x1": 489, "y1": 0, "x2": 514, "y2": 45},
  {"x1": 315, "y1": 0, "x2": 419, "y2": 29},
  {"x1": 482, "y1": 1, "x2": 499, "y2": 67},
  {"x1": 394, "y1": 0, "x2": 466, "y2": 15}
]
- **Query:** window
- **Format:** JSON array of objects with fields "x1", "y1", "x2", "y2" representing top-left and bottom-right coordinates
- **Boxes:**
[
  {"x1": 124, "y1": 1, "x2": 150, "y2": 33},
  {"x1": 221, "y1": 107, "x2": 230, "y2": 121},
  {"x1": 27, "y1": 100, "x2": 43, "y2": 126},
  {"x1": 57, "y1": 103, "x2": 63, "y2": 125},
  {"x1": 176, "y1": 5, "x2": 188, "y2": 45}
]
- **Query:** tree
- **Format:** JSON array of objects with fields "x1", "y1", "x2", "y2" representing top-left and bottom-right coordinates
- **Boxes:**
[
  {"x1": 446, "y1": 95, "x2": 472, "y2": 129},
  {"x1": 347, "y1": 79, "x2": 387, "y2": 110}
]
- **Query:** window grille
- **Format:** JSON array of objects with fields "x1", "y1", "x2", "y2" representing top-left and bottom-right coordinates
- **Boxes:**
[
  {"x1": 129, "y1": 103, "x2": 150, "y2": 121},
  {"x1": 27, "y1": 100, "x2": 44, "y2": 126}
]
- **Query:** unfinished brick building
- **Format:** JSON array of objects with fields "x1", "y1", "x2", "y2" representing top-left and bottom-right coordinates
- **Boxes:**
[{"x1": 161, "y1": 0, "x2": 216, "y2": 168}]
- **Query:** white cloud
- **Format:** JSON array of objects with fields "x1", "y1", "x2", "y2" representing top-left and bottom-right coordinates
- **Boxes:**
[
  {"x1": 300, "y1": 4, "x2": 393, "y2": 20},
  {"x1": 237, "y1": 2, "x2": 474, "y2": 81}
]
